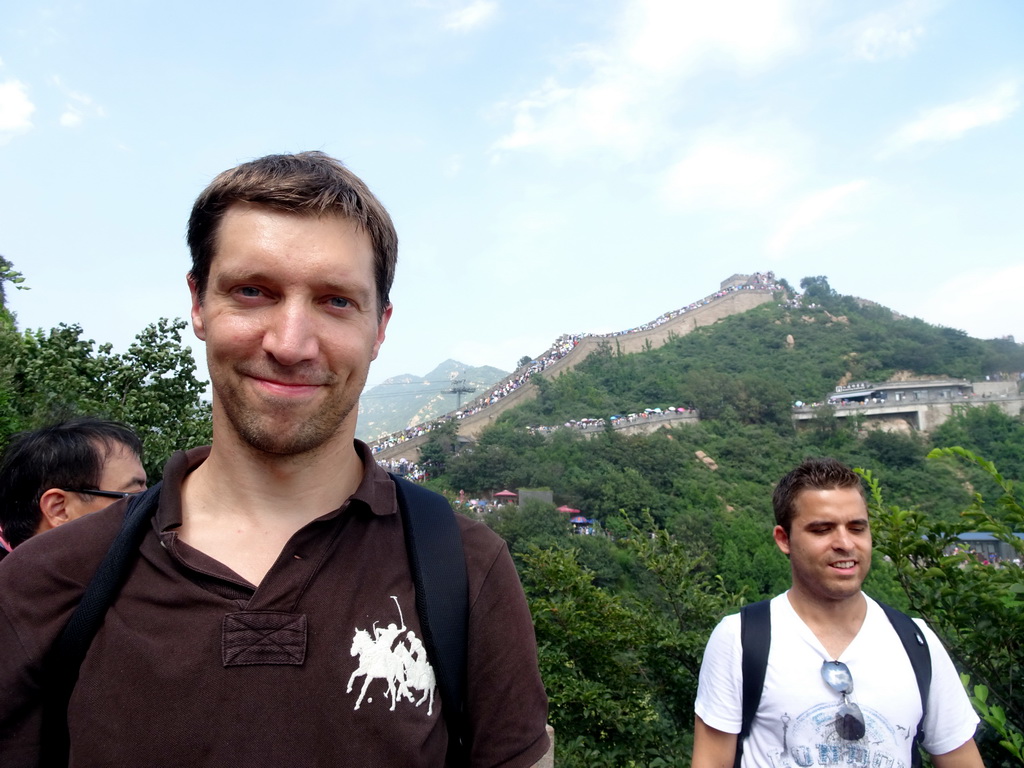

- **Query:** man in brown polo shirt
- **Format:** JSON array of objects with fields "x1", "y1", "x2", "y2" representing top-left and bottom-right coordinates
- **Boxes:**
[{"x1": 0, "y1": 152, "x2": 549, "y2": 766}]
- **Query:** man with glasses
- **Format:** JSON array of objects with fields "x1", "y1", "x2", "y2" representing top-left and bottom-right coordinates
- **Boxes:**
[
  {"x1": 0, "y1": 417, "x2": 146, "y2": 559},
  {"x1": 692, "y1": 457, "x2": 982, "y2": 768}
]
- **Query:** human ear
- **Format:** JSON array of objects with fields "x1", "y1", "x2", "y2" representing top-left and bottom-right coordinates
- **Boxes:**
[
  {"x1": 37, "y1": 488, "x2": 72, "y2": 532},
  {"x1": 371, "y1": 303, "x2": 393, "y2": 361},
  {"x1": 773, "y1": 524, "x2": 792, "y2": 556},
  {"x1": 188, "y1": 274, "x2": 207, "y2": 341}
]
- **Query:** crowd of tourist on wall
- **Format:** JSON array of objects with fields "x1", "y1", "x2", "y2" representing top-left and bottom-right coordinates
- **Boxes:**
[
  {"x1": 527, "y1": 407, "x2": 696, "y2": 435},
  {"x1": 591, "y1": 271, "x2": 782, "y2": 339},
  {"x1": 369, "y1": 273, "x2": 782, "y2": 456}
]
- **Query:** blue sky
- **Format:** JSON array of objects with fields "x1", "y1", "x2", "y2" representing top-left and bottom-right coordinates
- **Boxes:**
[{"x1": 2, "y1": 0, "x2": 1022, "y2": 395}]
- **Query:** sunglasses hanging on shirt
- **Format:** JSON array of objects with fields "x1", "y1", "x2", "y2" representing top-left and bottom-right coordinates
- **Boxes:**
[{"x1": 821, "y1": 660, "x2": 867, "y2": 741}]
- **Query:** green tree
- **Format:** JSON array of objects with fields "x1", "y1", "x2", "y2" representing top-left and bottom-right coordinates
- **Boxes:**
[
  {"x1": 0, "y1": 319, "x2": 211, "y2": 474},
  {"x1": 521, "y1": 546, "x2": 677, "y2": 767},
  {"x1": 862, "y1": 429, "x2": 922, "y2": 470},
  {"x1": 863, "y1": 449, "x2": 1024, "y2": 766},
  {"x1": 931, "y1": 406, "x2": 1024, "y2": 480},
  {"x1": 520, "y1": 519, "x2": 738, "y2": 768},
  {"x1": 799, "y1": 275, "x2": 836, "y2": 304},
  {"x1": 0, "y1": 255, "x2": 28, "y2": 311},
  {"x1": 484, "y1": 499, "x2": 572, "y2": 555},
  {"x1": 418, "y1": 419, "x2": 460, "y2": 478}
]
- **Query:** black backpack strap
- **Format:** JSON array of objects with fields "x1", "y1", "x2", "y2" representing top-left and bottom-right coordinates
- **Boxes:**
[
  {"x1": 879, "y1": 602, "x2": 931, "y2": 768},
  {"x1": 40, "y1": 475, "x2": 469, "y2": 765},
  {"x1": 390, "y1": 474, "x2": 470, "y2": 766},
  {"x1": 735, "y1": 599, "x2": 771, "y2": 768},
  {"x1": 40, "y1": 482, "x2": 163, "y2": 767}
]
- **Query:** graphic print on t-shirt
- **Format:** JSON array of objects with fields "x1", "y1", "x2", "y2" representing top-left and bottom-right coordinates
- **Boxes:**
[
  {"x1": 346, "y1": 595, "x2": 437, "y2": 715},
  {"x1": 761, "y1": 702, "x2": 913, "y2": 768}
]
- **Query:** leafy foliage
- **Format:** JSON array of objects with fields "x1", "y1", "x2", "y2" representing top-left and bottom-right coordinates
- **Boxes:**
[
  {"x1": 484, "y1": 498, "x2": 573, "y2": 555},
  {"x1": 520, "y1": 516, "x2": 738, "y2": 767},
  {"x1": 0, "y1": 318, "x2": 211, "y2": 475},
  {"x1": 418, "y1": 419, "x2": 460, "y2": 478},
  {"x1": 864, "y1": 449, "x2": 1024, "y2": 766},
  {"x1": 0, "y1": 257, "x2": 27, "y2": 310}
]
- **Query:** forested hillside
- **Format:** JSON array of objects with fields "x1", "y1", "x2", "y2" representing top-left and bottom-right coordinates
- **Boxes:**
[
  {"x1": 418, "y1": 280, "x2": 1024, "y2": 767},
  {"x1": 502, "y1": 278, "x2": 1024, "y2": 430}
]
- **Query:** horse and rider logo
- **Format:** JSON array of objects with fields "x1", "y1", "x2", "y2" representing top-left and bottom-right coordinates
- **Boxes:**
[{"x1": 347, "y1": 595, "x2": 438, "y2": 715}]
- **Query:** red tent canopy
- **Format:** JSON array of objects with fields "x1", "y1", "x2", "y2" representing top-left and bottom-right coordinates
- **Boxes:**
[
  {"x1": 493, "y1": 490, "x2": 518, "y2": 498},
  {"x1": 556, "y1": 505, "x2": 580, "y2": 514}
]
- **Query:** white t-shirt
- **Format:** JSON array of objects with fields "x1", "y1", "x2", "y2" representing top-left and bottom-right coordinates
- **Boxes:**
[{"x1": 695, "y1": 593, "x2": 979, "y2": 768}]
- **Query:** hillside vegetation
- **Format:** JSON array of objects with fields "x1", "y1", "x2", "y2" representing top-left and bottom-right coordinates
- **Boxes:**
[
  {"x1": 502, "y1": 280, "x2": 1023, "y2": 430},
  {"x1": 420, "y1": 279, "x2": 1024, "y2": 767}
]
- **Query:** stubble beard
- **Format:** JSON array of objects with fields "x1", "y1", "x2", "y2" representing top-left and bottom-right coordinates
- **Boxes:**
[
  {"x1": 215, "y1": 365, "x2": 368, "y2": 458},
  {"x1": 792, "y1": 558, "x2": 869, "y2": 604}
]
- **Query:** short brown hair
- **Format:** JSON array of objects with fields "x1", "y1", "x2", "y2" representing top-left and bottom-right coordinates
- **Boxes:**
[
  {"x1": 187, "y1": 151, "x2": 398, "y2": 318},
  {"x1": 772, "y1": 457, "x2": 864, "y2": 533}
]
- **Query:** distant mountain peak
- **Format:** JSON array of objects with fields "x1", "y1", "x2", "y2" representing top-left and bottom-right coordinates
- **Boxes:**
[{"x1": 357, "y1": 360, "x2": 508, "y2": 441}]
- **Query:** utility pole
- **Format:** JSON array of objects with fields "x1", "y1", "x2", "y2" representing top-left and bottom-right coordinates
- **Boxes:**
[{"x1": 448, "y1": 376, "x2": 476, "y2": 410}]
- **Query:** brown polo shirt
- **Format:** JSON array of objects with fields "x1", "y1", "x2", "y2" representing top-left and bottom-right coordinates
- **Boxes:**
[{"x1": 0, "y1": 443, "x2": 549, "y2": 767}]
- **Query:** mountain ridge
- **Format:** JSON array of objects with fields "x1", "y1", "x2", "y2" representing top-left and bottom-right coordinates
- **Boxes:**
[{"x1": 357, "y1": 359, "x2": 508, "y2": 441}]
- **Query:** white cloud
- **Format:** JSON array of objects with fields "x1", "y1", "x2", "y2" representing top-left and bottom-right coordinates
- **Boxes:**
[
  {"x1": 660, "y1": 136, "x2": 797, "y2": 210},
  {"x1": 443, "y1": 0, "x2": 498, "y2": 32},
  {"x1": 621, "y1": 0, "x2": 802, "y2": 76},
  {"x1": 492, "y1": 74, "x2": 651, "y2": 159},
  {"x1": 911, "y1": 263, "x2": 1024, "y2": 342},
  {"x1": 51, "y1": 75, "x2": 104, "y2": 128},
  {"x1": 849, "y1": 0, "x2": 935, "y2": 62},
  {"x1": 0, "y1": 79, "x2": 35, "y2": 140},
  {"x1": 492, "y1": 0, "x2": 804, "y2": 160},
  {"x1": 60, "y1": 109, "x2": 83, "y2": 128},
  {"x1": 883, "y1": 81, "x2": 1019, "y2": 155},
  {"x1": 767, "y1": 180, "x2": 868, "y2": 255},
  {"x1": 855, "y1": 24, "x2": 923, "y2": 62},
  {"x1": 442, "y1": 154, "x2": 463, "y2": 177}
]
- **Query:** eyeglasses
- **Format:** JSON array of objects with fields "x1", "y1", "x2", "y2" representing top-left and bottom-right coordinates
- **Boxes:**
[
  {"x1": 62, "y1": 488, "x2": 141, "y2": 500},
  {"x1": 821, "y1": 660, "x2": 866, "y2": 740}
]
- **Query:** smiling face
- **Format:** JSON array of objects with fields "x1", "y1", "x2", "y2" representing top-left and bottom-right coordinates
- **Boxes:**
[
  {"x1": 773, "y1": 486, "x2": 872, "y2": 607},
  {"x1": 189, "y1": 203, "x2": 391, "y2": 458}
]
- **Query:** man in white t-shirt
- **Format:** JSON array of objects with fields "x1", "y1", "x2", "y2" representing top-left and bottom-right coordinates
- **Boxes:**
[{"x1": 692, "y1": 457, "x2": 983, "y2": 768}]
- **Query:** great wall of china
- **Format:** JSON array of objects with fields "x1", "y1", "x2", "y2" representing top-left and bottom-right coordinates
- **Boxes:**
[
  {"x1": 369, "y1": 276, "x2": 1024, "y2": 465},
  {"x1": 370, "y1": 280, "x2": 777, "y2": 462}
]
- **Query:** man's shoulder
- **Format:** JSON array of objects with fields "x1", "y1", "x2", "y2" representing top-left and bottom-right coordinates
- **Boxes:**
[
  {"x1": 863, "y1": 595, "x2": 929, "y2": 635},
  {"x1": 704, "y1": 593, "x2": 791, "y2": 655},
  {"x1": 0, "y1": 502, "x2": 126, "y2": 663},
  {"x1": 718, "y1": 593, "x2": 788, "y2": 628},
  {"x1": 0, "y1": 501, "x2": 126, "y2": 589}
]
